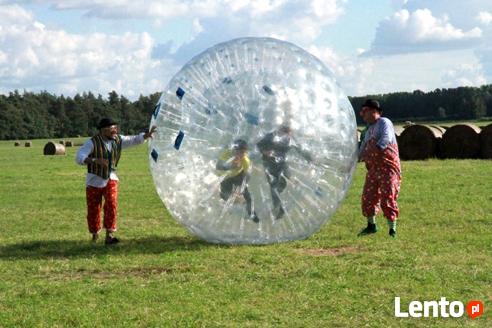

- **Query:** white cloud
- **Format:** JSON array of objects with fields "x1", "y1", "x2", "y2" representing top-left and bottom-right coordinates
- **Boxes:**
[
  {"x1": 475, "y1": 45, "x2": 492, "y2": 82},
  {"x1": 0, "y1": 3, "x2": 174, "y2": 98},
  {"x1": 477, "y1": 11, "x2": 492, "y2": 25},
  {"x1": 441, "y1": 63, "x2": 486, "y2": 87},
  {"x1": 155, "y1": 0, "x2": 346, "y2": 66},
  {"x1": 398, "y1": 1, "x2": 492, "y2": 30},
  {"x1": 0, "y1": 3, "x2": 33, "y2": 23},
  {"x1": 0, "y1": 1, "x2": 347, "y2": 98},
  {"x1": 366, "y1": 9, "x2": 482, "y2": 55},
  {"x1": 3, "y1": 0, "x2": 487, "y2": 100},
  {"x1": 384, "y1": 1, "x2": 492, "y2": 89},
  {"x1": 307, "y1": 45, "x2": 375, "y2": 96},
  {"x1": 8, "y1": 0, "x2": 343, "y2": 37},
  {"x1": 309, "y1": 46, "x2": 484, "y2": 96},
  {"x1": 9, "y1": 0, "x2": 344, "y2": 44}
]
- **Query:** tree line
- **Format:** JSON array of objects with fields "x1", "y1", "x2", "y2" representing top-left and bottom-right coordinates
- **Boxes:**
[
  {"x1": 350, "y1": 85, "x2": 492, "y2": 124},
  {"x1": 1, "y1": 85, "x2": 492, "y2": 140},
  {"x1": 0, "y1": 90, "x2": 160, "y2": 140}
]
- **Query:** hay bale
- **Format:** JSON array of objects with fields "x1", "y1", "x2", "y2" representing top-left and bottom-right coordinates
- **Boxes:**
[
  {"x1": 441, "y1": 124, "x2": 481, "y2": 159},
  {"x1": 428, "y1": 126, "x2": 447, "y2": 157},
  {"x1": 65, "y1": 140, "x2": 73, "y2": 147},
  {"x1": 480, "y1": 123, "x2": 492, "y2": 159},
  {"x1": 429, "y1": 125, "x2": 447, "y2": 134},
  {"x1": 59, "y1": 140, "x2": 65, "y2": 145},
  {"x1": 394, "y1": 126, "x2": 405, "y2": 137},
  {"x1": 14, "y1": 141, "x2": 20, "y2": 147},
  {"x1": 398, "y1": 125, "x2": 443, "y2": 160},
  {"x1": 394, "y1": 126, "x2": 405, "y2": 146},
  {"x1": 25, "y1": 141, "x2": 32, "y2": 147},
  {"x1": 43, "y1": 142, "x2": 66, "y2": 155}
]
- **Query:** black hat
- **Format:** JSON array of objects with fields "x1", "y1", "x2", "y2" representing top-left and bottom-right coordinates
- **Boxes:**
[
  {"x1": 361, "y1": 99, "x2": 381, "y2": 112},
  {"x1": 232, "y1": 139, "x2": 248, "y2": 151},
  {"x1": 279, "y1": 123, "x2": 292, "y2": 133},
  {"x1": 97, "y1": 118, "x2": 118, "y2": 129}
]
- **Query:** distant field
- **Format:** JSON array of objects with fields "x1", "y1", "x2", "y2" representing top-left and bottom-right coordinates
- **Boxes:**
[{"x1": 0, "y1": 139, "x2": 490, "y2": 327}]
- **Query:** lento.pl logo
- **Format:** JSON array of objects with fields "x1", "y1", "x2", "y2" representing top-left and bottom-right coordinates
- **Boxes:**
[{"x1": 395, "y1": 297, "x2": 484, "y2": 319}]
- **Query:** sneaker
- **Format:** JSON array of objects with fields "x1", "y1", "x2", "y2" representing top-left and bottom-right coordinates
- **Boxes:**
[
  {"x1": 105, "y1": 236, "x2": 120, "y2": 245},
  {"x1": 250, "y1": 212, "x2": 260, "y2": 223},
  {"x1": 358, "y1": 223, "x2": 378, "y2": 236},
  {"x1": 91, "y1": 233, "x2": 99, "y2": 243},
  {"x1": 389, "y1": 228, "x2": 397, "y2": 238},
  {"x1": 275, "y1": 207, "x2": 285, "y2": 220}
]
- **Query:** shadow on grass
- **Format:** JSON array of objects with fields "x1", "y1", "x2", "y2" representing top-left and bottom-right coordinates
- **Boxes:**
[{"x1": 0, "y1": 236, "x2": 225, "y2": 260}]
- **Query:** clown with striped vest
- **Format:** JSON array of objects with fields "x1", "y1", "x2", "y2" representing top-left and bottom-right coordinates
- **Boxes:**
[{"x1": 76, "y1": 118, "x2": 156, "y2": 245}]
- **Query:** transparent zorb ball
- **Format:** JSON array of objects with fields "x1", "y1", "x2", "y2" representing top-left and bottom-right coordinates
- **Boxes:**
[{"x1": 149, "y1": 37, "x2": 358, "y2": 244}]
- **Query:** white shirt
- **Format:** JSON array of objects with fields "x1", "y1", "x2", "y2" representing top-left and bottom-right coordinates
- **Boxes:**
[
  {"x1": 76, "y1": 133, "x2": 146, "y2": 187},
  {"x1": 359, "y1": 117, "x2": 397, "y2": 158}
]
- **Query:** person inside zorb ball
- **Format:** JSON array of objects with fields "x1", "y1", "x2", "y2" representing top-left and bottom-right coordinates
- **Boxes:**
[{"x1": 149, "y1": 37, "x2": 358, "y2": 244}]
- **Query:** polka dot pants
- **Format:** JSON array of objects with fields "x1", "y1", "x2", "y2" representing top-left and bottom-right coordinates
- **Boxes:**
[
  {"x1": 361, "y1": 140, "x2": 401, "y2": 222},
  {"x1": 86, "y1": 180, "x2": 118, "y2": 233},
  {"x1": 362, "y1": 168, "x2": 401, "y2": 222}
]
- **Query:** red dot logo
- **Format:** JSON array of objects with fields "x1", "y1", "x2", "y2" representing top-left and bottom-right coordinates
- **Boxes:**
[{"x1": 466, "y1": 301, "x2": 484, "y2": 320}]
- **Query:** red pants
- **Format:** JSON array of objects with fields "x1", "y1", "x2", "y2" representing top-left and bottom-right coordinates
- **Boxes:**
[
  {"x1": 86, "y1": 180, "x2": 118, "y2": 233},
  {"x1": 362, "y1": 169, "x2": 401, "y2": 221},
  {"x1": 361, "y1": 140, "x2": 401, "y2": 222}
]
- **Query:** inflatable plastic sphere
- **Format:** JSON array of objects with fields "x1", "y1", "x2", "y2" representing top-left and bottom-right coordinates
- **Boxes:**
[{"x1": 149, "y1": 37, "x2": 358, "y2": 244}]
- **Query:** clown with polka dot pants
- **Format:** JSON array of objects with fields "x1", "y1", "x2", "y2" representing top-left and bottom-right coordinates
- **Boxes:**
[{"x1": 358, "y1": 99, "x2": 401, "y2": 238}]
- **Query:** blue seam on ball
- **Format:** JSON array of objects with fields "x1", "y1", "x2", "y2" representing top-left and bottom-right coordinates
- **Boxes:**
[
  {"x1": 174, "y1": 130, "x2": 185, "y2": 150},
  {"x1": 176, "y1": 87, "x2": 185, "y2": 100},
  {"x1": 151, "y1": 149, "x2": 159, "y2": 162}
]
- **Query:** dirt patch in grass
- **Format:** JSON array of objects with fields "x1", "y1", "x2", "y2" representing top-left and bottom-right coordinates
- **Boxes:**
[
  {"x1": 297, "y1": 246, "x2": 361, "y2": 257},
  {"x1": 40, "y1": 265, "x2": 190, "y2": 281}
]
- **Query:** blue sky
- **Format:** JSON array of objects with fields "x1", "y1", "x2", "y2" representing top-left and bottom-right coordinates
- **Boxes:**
[{"x1": 0, "y1": 0, "x2": 490, "y2": 99}]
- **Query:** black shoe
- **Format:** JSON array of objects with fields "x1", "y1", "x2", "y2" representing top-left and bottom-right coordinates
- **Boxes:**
[
  {"x1": 389, "y1": 228, "x2": 397, "y2": 238},
  {"x1": 275, "y1": 207, "x2": 285, "y2": 220},
  {"x1": 358, "y1": 223, "x2": 378, "y2": 236},
  {"x1": 251, "y1": 214, "x2": 260, "y2": 223},
  {"x1": 105, "y1": 236, "x2": 120, "y2": 245}
]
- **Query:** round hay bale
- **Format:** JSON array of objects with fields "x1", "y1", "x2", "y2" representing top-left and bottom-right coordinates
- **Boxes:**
[
  {"x1": 441, "y1": 124, "x2": 481, "y2": 159},
  {"x1": 14, "y1": 141, "x2": 20, "y2": 146},
  {"x1": 429, "y1": 125, "x2": 447, "y2": 134},
  {"x1": 429, "y1": 126, "x2": 447, "y2": 158},
  {"x1": 394, "y1": 126, "x2": 405, "y2": 146},
  {"x1": 404, "y1": 121, "x2": 415, "y2": 128},
  {"x1": 25, "y1": 141, "x2": 32, "y2": 147},
  {"x1": 394, "y1": 126, "x2": 404, "y2": 137},
  {"x1": 65, "y1": 140, "x2": 73, "y2": 147},
  {"x1": 480, "y1": 123, "x2": 492, "y2": 159},
  {"x1": 43, "y1": 142, "x2": 66, "y2": 155},
  {"x1": 398, "y1": 125, "x2": 443, "y2": 160}
]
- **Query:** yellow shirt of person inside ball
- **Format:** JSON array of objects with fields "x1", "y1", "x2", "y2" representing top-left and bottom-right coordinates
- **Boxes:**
[{"x1": 216, "y1": 148, "x2": 251, "y2": 179}]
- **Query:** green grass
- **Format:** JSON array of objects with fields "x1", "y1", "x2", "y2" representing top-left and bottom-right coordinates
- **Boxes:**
[{"x1": 0, "y1": 139, "x2": 490, "y2": 327}]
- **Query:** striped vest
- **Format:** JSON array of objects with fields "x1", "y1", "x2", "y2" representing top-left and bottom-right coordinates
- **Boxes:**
[{"x1": 88, "y1": 134, "x2": 122, "y2": 179}]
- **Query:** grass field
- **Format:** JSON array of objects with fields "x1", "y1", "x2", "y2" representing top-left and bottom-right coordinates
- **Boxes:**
[{"x1": 0, "y1": 139, "x2": 490, "y2": 327}]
